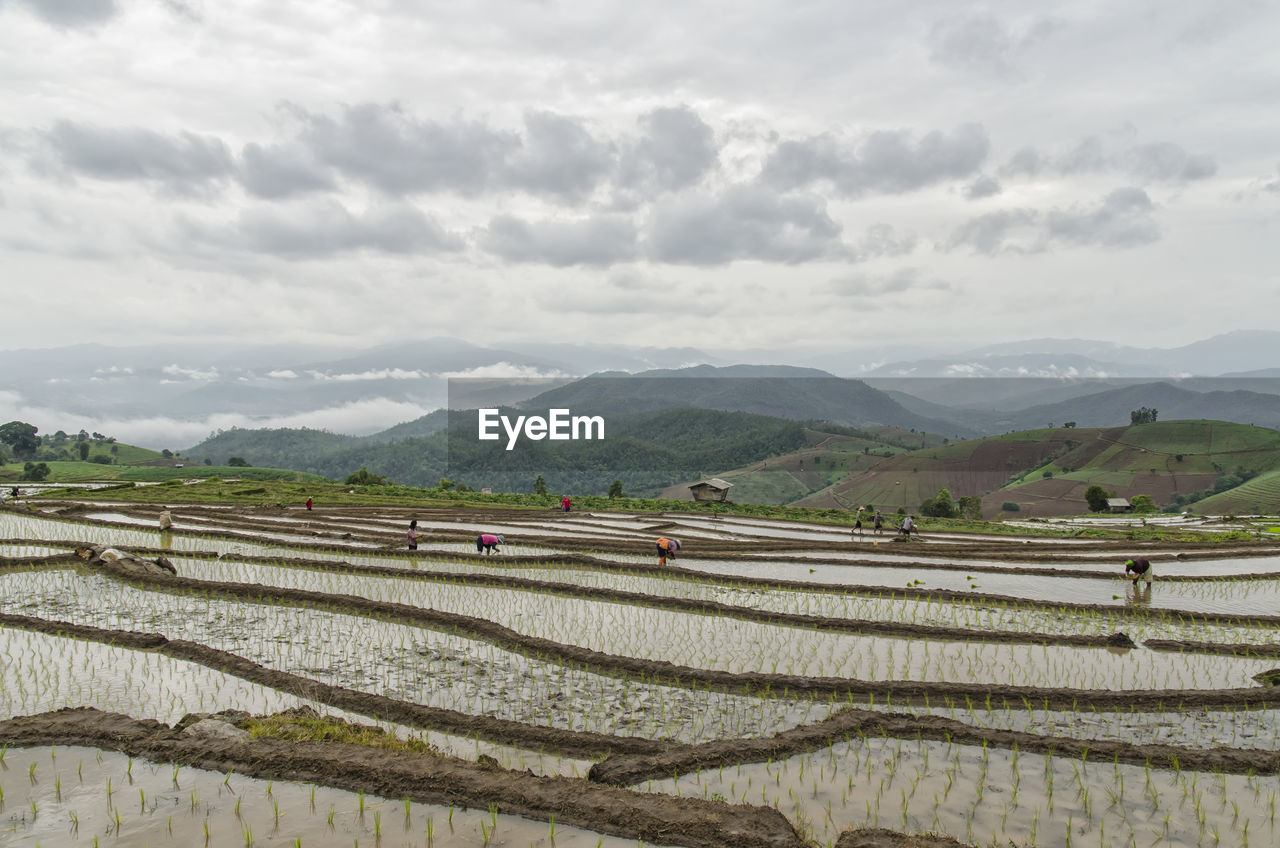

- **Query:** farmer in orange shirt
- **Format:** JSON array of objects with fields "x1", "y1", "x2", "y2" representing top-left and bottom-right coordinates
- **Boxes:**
[{"x1": 655, "y1": 537, "x2": 680, "y2": 566}]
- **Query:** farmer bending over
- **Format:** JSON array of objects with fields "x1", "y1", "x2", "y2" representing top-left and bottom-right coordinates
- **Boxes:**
[
  {"x1": 656, "y1": 537, "x2": 680, "y2": 566},
  {"x1": 1124, "y1": 557, "x2": 1153, "y2": 587},
  {"x1": 476, "y1": 533, "x2": 503, "y2": 555}
]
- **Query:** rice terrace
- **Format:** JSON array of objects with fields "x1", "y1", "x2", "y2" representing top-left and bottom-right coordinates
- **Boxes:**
[{"x1": 4, "y1": 477, "x2": 1280, "y2": 847}]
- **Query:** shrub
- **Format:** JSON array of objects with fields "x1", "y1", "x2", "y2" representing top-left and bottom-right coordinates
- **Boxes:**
[
  {"x1": 920, "y1": 487, "x2": 957, "y2": 518},
  {"x1": 1001, "y1": 501, "x2": 1020, "y2": 512},
  {"x1": 346, "y1": 467, "x2": 388, "y2": 486},
  {"x1": 956, "y1": 495, "x2": 982, "y2": 520},
  {"x1": 1130, "y1": 494, "x2": 1156, "y2": 513},
  {"x1": 1084, "y1": 484, "x2": 1113, "y2": 512},
  {"x1": 20, "y1": 461, "x2": 50, "y2": 481}
]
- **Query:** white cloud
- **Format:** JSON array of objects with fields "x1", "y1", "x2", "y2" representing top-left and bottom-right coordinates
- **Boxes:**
[
  {"x1": 320, "y1": 368, "x2": 430, "y2": 381},
  {"x1": 161, "y1": 364, "x2": 219, "y2": 380},
  {"x1": 0, "y1": 389, "x2": 440, "y2": 449},
  {"x1": 437, "y1": 363, "x2": 569, "y2": 380},
  {"x1": 0, "y1": 1, "x2": 1276, "y2": 354}
]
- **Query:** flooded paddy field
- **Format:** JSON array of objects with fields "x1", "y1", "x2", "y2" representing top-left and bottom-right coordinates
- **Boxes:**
[{"x1": 3, "y1": 498, "x2": 1280, "y2": 847}]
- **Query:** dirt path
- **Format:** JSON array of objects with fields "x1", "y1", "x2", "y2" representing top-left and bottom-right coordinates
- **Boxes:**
[{"x1": 0, "y1": 708, "x2": 805, "y2": 848}]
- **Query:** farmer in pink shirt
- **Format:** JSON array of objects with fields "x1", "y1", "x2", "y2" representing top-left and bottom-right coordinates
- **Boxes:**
[{"x1": 476, "y1": 533, "x2": 504, "y2": 555}]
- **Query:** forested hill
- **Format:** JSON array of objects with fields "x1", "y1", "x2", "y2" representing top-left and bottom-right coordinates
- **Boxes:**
[
  {"x1": 518, "y1": 367, "x2": 979, "y2": 438},
  {"x1": 184, "y1": 407, "x2": 832, "y2": 494}
]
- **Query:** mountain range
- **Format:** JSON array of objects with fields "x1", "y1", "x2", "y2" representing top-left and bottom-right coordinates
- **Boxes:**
[{"x1": 3, "y1": 330, "x2": 1280, "y2": 450}]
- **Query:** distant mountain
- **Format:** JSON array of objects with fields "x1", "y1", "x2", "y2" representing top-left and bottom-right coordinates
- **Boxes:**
[
  {"x1": 867, "y1": 352, "x2": 1139, "y2": 379},
  {"x1": 1222, "y1": 368, "x2": 1280, "y2": 378},
  {"x1": 991, "y1": 382, "x2": 1280, "y2": 431},
  {"x1": 183, "y1": 406, "x2": 821, "y2": 495},
  {"x1": 516, "y1": 365, "x2": 980, "y2": 438},
  {"x1": 860, "y1": 330, "x2": 1280, "y2": 380},
  {"x1": 868, "y1": 378, "x2": 1131, "y2": 417},
  {"x1": 8, "y1": 331, "x2": 1279, "y2": 451}
]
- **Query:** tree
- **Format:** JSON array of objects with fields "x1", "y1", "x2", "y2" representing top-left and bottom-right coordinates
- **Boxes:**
[
  {"x1": 78, "y1": 442, "x2": 90, "y2": 461},
  {"x1": 21, "y1": 461, "x2": 50, "y2": 481},
  {"x1": 920, "y1": 487, "x2": 957, "y2": 518},
  {"x1": 1084, "y1": 484, "x2": 1113, "y2": 512},
  {"x1": 1130, "y1": 494, "x2": 1156, "y2": 513},
  {"x1": 227, "y1": 457, "x2": 250, "y2": 467},
  {"x1": 1130, "y1": 407, "x2": 1158, "y2": 425},
  {"x1": 534, "y1": 475, "x2": 547, "y2": 495},
  {"x1": 0, "y1": 421, "x2": 40, "y2": 458},
  {"x1": 608, "y1": 479, "x2": 624, "y2": 498},
  {"x1": 345, "y1": 467, "x2": 387, "y2": 485},
  {"x1": 1063, "y1": 421, "x2": 1077, "y2": 429},
  {"x1": 957, "y1": 495, "x2": 982, "y2": 520},
  {"x1": 162, "y1": 449, "x2": 174, "y2": 458}
]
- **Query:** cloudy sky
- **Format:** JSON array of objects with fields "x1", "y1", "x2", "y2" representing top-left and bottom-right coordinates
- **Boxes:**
[{"x1": 2, "y1": 0, "x2": 1278, "y2": 357}]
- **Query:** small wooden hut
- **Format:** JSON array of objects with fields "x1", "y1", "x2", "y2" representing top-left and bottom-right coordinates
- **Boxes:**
[{"x1": 689, "y1": 478, "x2": 734, "y2": 503}]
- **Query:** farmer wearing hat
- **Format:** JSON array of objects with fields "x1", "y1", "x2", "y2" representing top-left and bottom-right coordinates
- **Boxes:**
[
  {"x1": 476, "y1": 533, "x2": 504, "y2": 554},
  {"x1": 655, "y1": 537, "x2": 680, "y2": 566},
  {"x1": 1124, "y1": 556, "x2": 1153, "y2": 587}
]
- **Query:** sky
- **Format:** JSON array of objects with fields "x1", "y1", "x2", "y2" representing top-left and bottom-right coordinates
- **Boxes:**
[{"x1": 2, "y1": 0, "x2": 1279, "y2": 357}]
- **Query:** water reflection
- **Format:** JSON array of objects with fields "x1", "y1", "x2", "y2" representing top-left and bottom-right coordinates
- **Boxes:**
[{"x1": 1126, "y1": 583, "x2": 1152, "y2": 608}]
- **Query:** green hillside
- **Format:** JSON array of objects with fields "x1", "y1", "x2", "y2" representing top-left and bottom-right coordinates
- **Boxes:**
[
  {"x1": 791, "y1": 426, "x2": 1099, "y2": 512},
  {"x1": 182, "y1": 407, "x2": 822, "y2": 495},
  {"x1": 0, "y1": 426, "x2": 325, "y2": 486},
  {"x1": 0, "y1": 460, "x2": 324, "y2": 484},
  {"x1": 990, "y1": 421, "x2": 1280, "y2": 516},
  {"x1": 767, "y1": 420, "x2": 1280, "y2": 517},
  {"x1": 660, "y1": 424, "x2": 951, "y2": 505},
  {"x1": 1186, "y1": 469, "x2": 1280, "y2": 515}
]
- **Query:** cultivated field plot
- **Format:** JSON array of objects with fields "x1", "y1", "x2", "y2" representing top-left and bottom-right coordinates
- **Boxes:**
[{"x1": 3, "y1": 500, "x2": 1280, "y2": 847}]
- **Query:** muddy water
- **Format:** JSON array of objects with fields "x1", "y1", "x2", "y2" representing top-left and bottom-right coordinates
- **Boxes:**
[
  {"x1": 650, "y1": 733, "x2": 1280, "y2": 847},
  {"x1": 0, "y1": 626, "x2": 316, "y2": 722},
  {"x1": 670, "y1": 557, "x2": 1280, "y2": 614},
  {"x1": 177, "y1": 553, "x2": 1276, "y2": 648},
  {"x1": 81, "y1": 511, "x2": 385, "y2": 547},
  {"x1": 0, "y1": 571, "x2": 835, "y2": 743},
  {"x1": 102, "y1": 561, "x2": 1276, "y2": 691},
  {"x1": 0, "y1": 624, "x2": 588, "y2": 778},
  {"x1": 0, "y1": 746, "x2": 654, "y2": 847},
  {"x1": 0, "y1": 542, "x2": 77, "y2": 559},
  {"x1": 887, "y1": 702, "x2": 1280, "y2": 751}
]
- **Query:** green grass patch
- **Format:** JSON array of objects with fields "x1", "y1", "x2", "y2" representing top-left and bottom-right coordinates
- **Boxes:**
[
  {"x1": 1, "y1": 460, "x2": 325, "y2": 484},
  {"x1": 244, "y1": 712, "x2": 439, "y2": 755}
]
